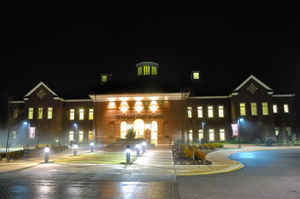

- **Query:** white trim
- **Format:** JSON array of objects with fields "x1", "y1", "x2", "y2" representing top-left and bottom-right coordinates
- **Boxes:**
[
  {"x1": 89, "y1": 92, "x2": 190, "y2": 102},
  {"x1": 234, "y1": 75, "x2": 273, "y2": 91},
  {"x1": 64, "y1": 99, "x2": 92, "y2": 102},
  {"x1": 268, "y1": 92, "x2": 274, "y2": 95},
  {"x1": 189, "y1": 96, "x2": 229, "y2": 99},
  {"x1": 272, "y1": 94, "x2": 295, "y2": 97},
  {"x1": 25, "y1": 82, "x2": 58, "y2": 97},
  {"x1": 53, "y1": 97, "x2": 64, "y2": 102},
  {"x1": 9, "y1": 101, "x2": 24, "y2": 104},
  {"x1": 24, "y1": 98, "x2": 29, "y2": 101}
]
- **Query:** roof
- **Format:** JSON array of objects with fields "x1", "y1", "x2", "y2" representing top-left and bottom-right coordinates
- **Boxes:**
[
  {"x1": 233, "y1": 75, "x2": 273, "y2": 92},
  {"x1": 24, "y1": 81, "x2": 58, "y2": 97}
]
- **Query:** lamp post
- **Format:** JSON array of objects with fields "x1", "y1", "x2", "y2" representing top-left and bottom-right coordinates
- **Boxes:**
[
  {"x1": 125, "y1": 145, "x2": 131, "y2": 164},
  {"x1": 44, "y1": 145, "x2": 50, "y2": 163},
  {"x1": 237, "y1": 118, "x2": 244, "y2": 149},
  {"x1": 201, "y1": 121, "x2": 206, "y2": 143},
  {"x1": 90, "y1": 142, "x2": 95, "y2": 152}
]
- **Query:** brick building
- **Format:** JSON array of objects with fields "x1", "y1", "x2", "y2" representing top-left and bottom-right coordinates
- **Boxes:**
[{"x1": 8, "y1": 62, "x2": 297, "y2": 146}]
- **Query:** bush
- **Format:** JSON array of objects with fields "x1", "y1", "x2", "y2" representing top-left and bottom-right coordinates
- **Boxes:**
[{"x1": 194, "y1": 149, "x2": 206, "y2": 160}]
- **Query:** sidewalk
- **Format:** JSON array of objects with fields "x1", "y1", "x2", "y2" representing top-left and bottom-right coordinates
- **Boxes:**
[
  {"x1": 0, "y1": 149, "x2": 91, "y2": 173},
  {"x1": 136, "y1": 145, "x2": 300, "y2": 176}
]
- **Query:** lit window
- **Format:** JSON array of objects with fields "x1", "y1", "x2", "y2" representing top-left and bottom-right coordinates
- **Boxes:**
[
  {"x1": 284, "y1": 104, "x2": 289, "y2": 113},
  {"x1": 135, "y1": 101, "x2": 144, "y2": 113},
  {"x1": 219, "y1": 129, "x2": 225, "y2": 141},
  {"x1": 38, "y1": 107, "x2": 43, "y2": 119},
  {"x1": 251, "y1": 103, "x2": 257, "y2": 116},
  {"x1": 120, "y1": 121, "x2": 127, "y2": 139},
  {"x1": 274, "y1": 128, "x2": 279, "y2": 136},
  {"x1": 137, "y1": 66, "x2": 143, "y2": 76},
  {"x1": 79, "y1": 109, "x2": 84, "y2": 120},
  {"x1": 218, "y1": 106, "x2": 224, "y2": 118},
  {"x1": 69, "y1": 131, "x2": 74, "y2": 142},
  {"x1": 89, "y1": 130, "x2": 94, "y2": 141},
  {"x1": 48, "y1": 107, "x2": 53, "y2": 119},
  {"x1": 151, "y1": 121, "x2": 158, "y2": 145},
  {"x1": 28, "y1": 108, "x2": 34, "y2": 120},
  {"x1": 262, "y1": 102, "x2": 269, "y2": 115},
  {"x1": 144, "y1": 65, "x2": 151, "y2": 75},
  {"x1": 70, "y1": 109, "x2": 75, "y2": 120},
  {"x1": 240, "y1": 103, "x2": 246, "y2": 116},
  {"x1": 89, "y1": 109, "x2": 94, "y2": 120},
  {"x1": 209, "y1": 129, "x2": 215, "y2": 142},
  {"x1": 208, "y1": 106, "x2": 214, "y2": 118},
  {"x1": 187, "y1": 107, "x2": 192, "y2": 118},
  {"x1": 198, "y1": 129, "x2": 204, "y2": 142},
  {"x1": 12, "y1": 131, "x2": 17, "y2": 140},
  {"x1": 152, "y1": 66, "x2": 157, "y2": 75},
  {"x1": 13, "y1": 109, "x2": 19, "y2": 119},
  {"x1": 188, "y1": 130, "x2": 193, "y2": 142},
  {"x1": 273, "y1": 104, "x2": 278, "y2": 114},
  {"x1": 197, "y1": 106, "x2": 203, "y2": 118},
  {"x1": 101, "y1": 74, "x2": 108, "y2": 83},
  {"x1": 79, "y1": 131, "x2": 84, "y2": 142},
  {"x1": 192, "y1": 72, "x2": 200, "y2": 80}
]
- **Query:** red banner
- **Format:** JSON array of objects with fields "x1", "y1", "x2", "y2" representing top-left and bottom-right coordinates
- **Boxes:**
[{"x1": 231, "y1": 123, "x2": 238, "y2": 136}]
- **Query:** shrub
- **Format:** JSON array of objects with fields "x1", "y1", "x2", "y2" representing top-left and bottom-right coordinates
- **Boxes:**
[
  {"x1": 184, "y1": 148, "x2": 194, "y2": 159},
  {"x1": 194, "y1": 149, "x2": 206, "y2": 160}
]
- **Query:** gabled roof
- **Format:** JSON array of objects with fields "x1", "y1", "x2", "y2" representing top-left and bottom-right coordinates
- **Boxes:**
[
  {"x1": 233, "y1": 75, "x2": 273, "y2": 92},
  {"x1": 24, "y1": 81, "x2": 58, "y2": 97}
]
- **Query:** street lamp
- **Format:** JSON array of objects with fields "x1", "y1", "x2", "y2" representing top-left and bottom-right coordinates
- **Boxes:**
[
  {"x1": 238, "y1": 117, "x2": 244, "y2": 149},
  {"x1": 72, "y1": 144, "x2": 78, "y2": 156},
  {"x1": 201, "y1": 121, "x2": 206, "y2": 143}
]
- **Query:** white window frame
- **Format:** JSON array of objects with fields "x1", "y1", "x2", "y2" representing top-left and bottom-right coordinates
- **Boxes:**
[
  {"x1": 284, "y1": 104, "x2": 289, "y2": 113},
  {"x1": 28, "y1": 107, "x2": 34, "y2": 120},
  {"x1": 89, "y1": 109, "x2": 94, "y2": 120},
  {"x1": 219, "y1": 129, "x2": 225, "y2": 141},
  {"x1": 47, "y1": 107, "x2": 53, "y2": 119},
  {"x1": 251, "y1": 103, "x2": 257, "y2": 116},
  {"x1": 218, "y1": 105, "x2": 224, "y2": 118},
  {"x1": 208, "y1": 106, "x2": 214, "y2": 118},
  {"x1": 209, "y1": 129, "x2": 215, "y2": 142},
  {"x1": 262, "y1": 102, "x2": 269, "y2": 115},
  {"x1": 79, "y1": 109, "x2": 84, "y2": 120},
  {"x1": 38, "y1": 107, "x2": 43, "y2": 119},
  {"x1": 240, "y1": 103, "x2": 246, "y2": 116},
  {"x1": 70, "y1": 109, "x2": 75, "y2": 120},
  {"x1": 273, "y1": 104, "x2": 278, "y2": 114},
  {"x1": 187, "y1": 107, "x2": 192, "y2": 118},
  {"x1": 197, "y1": 106, "x2": 203, "y2": 118}
]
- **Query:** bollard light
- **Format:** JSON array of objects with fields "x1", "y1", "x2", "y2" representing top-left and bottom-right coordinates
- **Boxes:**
[
  {"x1": 125, "y1": 148, "x2": 131, "y2": 164},
  {"x1": 141, "y1": 141, "x2": 147, "y2": 153},
  {"x1": 73, "y1": 144, "x2": 78, "y2": 156},
  {"x1": 90, "y1": 142, "x2": 95, "y2": 152},
  {"x1": 44, "y1": 146, "x2": 50, "y2": 163}
]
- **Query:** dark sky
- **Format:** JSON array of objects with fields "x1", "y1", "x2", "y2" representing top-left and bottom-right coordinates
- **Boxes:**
[{"x1": 1, "y1": 15, "x2": 300, "y2": 123}]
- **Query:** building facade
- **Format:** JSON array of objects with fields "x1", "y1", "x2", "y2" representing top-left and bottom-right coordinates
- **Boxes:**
[{"x1": 8, "y1": 62, "x2": 297, "y2": 146}]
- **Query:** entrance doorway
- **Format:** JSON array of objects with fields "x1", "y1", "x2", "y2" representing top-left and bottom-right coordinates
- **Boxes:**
[{"x1": 133, "y1": 119, "x2": 144, "y2": 138}]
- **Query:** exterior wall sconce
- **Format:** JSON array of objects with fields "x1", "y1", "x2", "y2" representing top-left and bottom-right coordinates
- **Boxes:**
[
  {"x1": 149, "y1": 101, "x2": 158, "y2": 113},
  {"x1": 135, "y1": 101, "x2": 144, "y2": 113},
  {"x1": 120, "y1": 101, "x2": 129, "y2": 113}
]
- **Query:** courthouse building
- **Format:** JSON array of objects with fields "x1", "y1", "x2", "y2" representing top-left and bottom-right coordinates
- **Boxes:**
[{"x1": 8, "y1": 62, "x2": 297, "y2": 146}]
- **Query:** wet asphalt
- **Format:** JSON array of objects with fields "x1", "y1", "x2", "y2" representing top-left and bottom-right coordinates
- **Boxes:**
[{"x1": 0, "y1": 149, "x2": 299, "y2": 199}]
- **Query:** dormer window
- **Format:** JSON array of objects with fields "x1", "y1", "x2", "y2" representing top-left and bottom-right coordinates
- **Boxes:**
[
  {"x1": 192, "y1": 71, "x2": 200, "y2": 80},
  {"x1": 136, "y1": 62, "x2": 159, "y2": 76}
]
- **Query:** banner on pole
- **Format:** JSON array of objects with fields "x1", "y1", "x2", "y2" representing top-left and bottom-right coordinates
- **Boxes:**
[{"x1": 231, "y1": 123, "x2": 238, "y2": 136}]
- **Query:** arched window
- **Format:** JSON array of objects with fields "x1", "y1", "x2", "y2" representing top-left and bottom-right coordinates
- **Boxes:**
[
  {"x1": 151, "y1": 121, "x2": 158, "y2": 145},
  {"x1": 120, "y1": 121, "x2": 127, "y2": 139}
]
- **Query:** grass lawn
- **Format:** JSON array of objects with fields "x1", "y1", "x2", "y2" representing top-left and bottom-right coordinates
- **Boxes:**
[{"x1": 55, "y1": 151, "x2": 137, "y2": 164}]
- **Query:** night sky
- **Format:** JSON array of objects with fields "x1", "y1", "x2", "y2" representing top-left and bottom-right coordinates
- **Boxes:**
[{"x1": 1, "y1": 15, "x2": 300, "y2": 125}]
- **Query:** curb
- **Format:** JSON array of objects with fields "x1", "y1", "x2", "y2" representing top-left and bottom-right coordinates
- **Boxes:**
[{"x1": 0, "y1": 163, "x2": 40, "y2": 174}]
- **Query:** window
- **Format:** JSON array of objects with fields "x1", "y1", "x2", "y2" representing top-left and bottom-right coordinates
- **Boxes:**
[
  {"x1": 70, "y1": 109, "x2": 75, "y2": 120},
  {"x1": 79, "y1": 131, "x2": 84, "y2": 142},
  {"x1": 144, "y1": 65, "x2": 151, "y2": 75},
  {"x1": 120, "y1": 121, "x2": 127, "y2": 139},
  {"x1": 262, "y1": 102, "x2": 269, "y2": 115},
  {"x1": 208, "y1": 106, "x2": 214, "y2": 118},
  {"x1": 219, "y1": 129, "x2": 225, "y2": 141},
  {"x1": 273, "y1": 104, "x2": 278, "y2": 114},
  {"x1": 89, "y1": 130, "x2": 94, "y2": 142},
  {"x1": 274, "y1": 128, "x2": 279, "y2": 136},
  {"x1": 101, "y1": 74, "x2": 108, "y2": 83},
  {"x1": 284, "y1": 104, "x2": 289, "y2": 113},
  {"x1": 152, "y1": 66, "x2": 158, "y2": 75},
  {"x1": 187, "y1": 107, "x2": 192, "y2": 118},
  {"x1": 209, "y1": 129, "x2": 215, "y2": 142},
  {"x1": 89, "y1": 109, "x2": 94, "y2": 120},
  {"x1": 197, "y1": 106, "x2": 203, "y2": 118},
  {"x1": 198, "y1": 129, "x2": 204, "y2": 142},
  {"x1": 47, "y1": 107, "x2": 53, "y2": 119},
  {"x1": 12, "y1": 131, "x2": 17, "y2": 140},
  {"x1": 188, "y1": 130, "x2": 193, "y2": 142},
  {"x1": 28, "y1": 108, "x2": 34, "y2": 120},
  {"x1": 192, "y1": 71, "x2": 200, "y2": 80},
  {"x1": 13, "y1": 109, "x2": 19, "y2": 119},
  {"x1": 69, "y1": 131, "x2": 74, "y2": 142},
  {"x1": 79, "y1": 109, "x2": 84, "y2": 120},
  {"x1": 251, "y1": 103, "x2": 257, "y2": 116},
  {"x1": 240, "y1": 103, "x2": 246, "y2": 116},
  {"x1": 218, "y1": 106, "x2": 224, "y2": 118},
  {"x1": 38, "y1": 107, "x2": 43, "y2": 119},
  {"x1": 137, "y1": 66, "x2": 143, "y2": 76}
]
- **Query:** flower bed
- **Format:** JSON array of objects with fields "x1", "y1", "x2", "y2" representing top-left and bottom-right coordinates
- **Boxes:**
[{"x1": 172, "y1": 143, "x2": 224, "y2": 165}]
